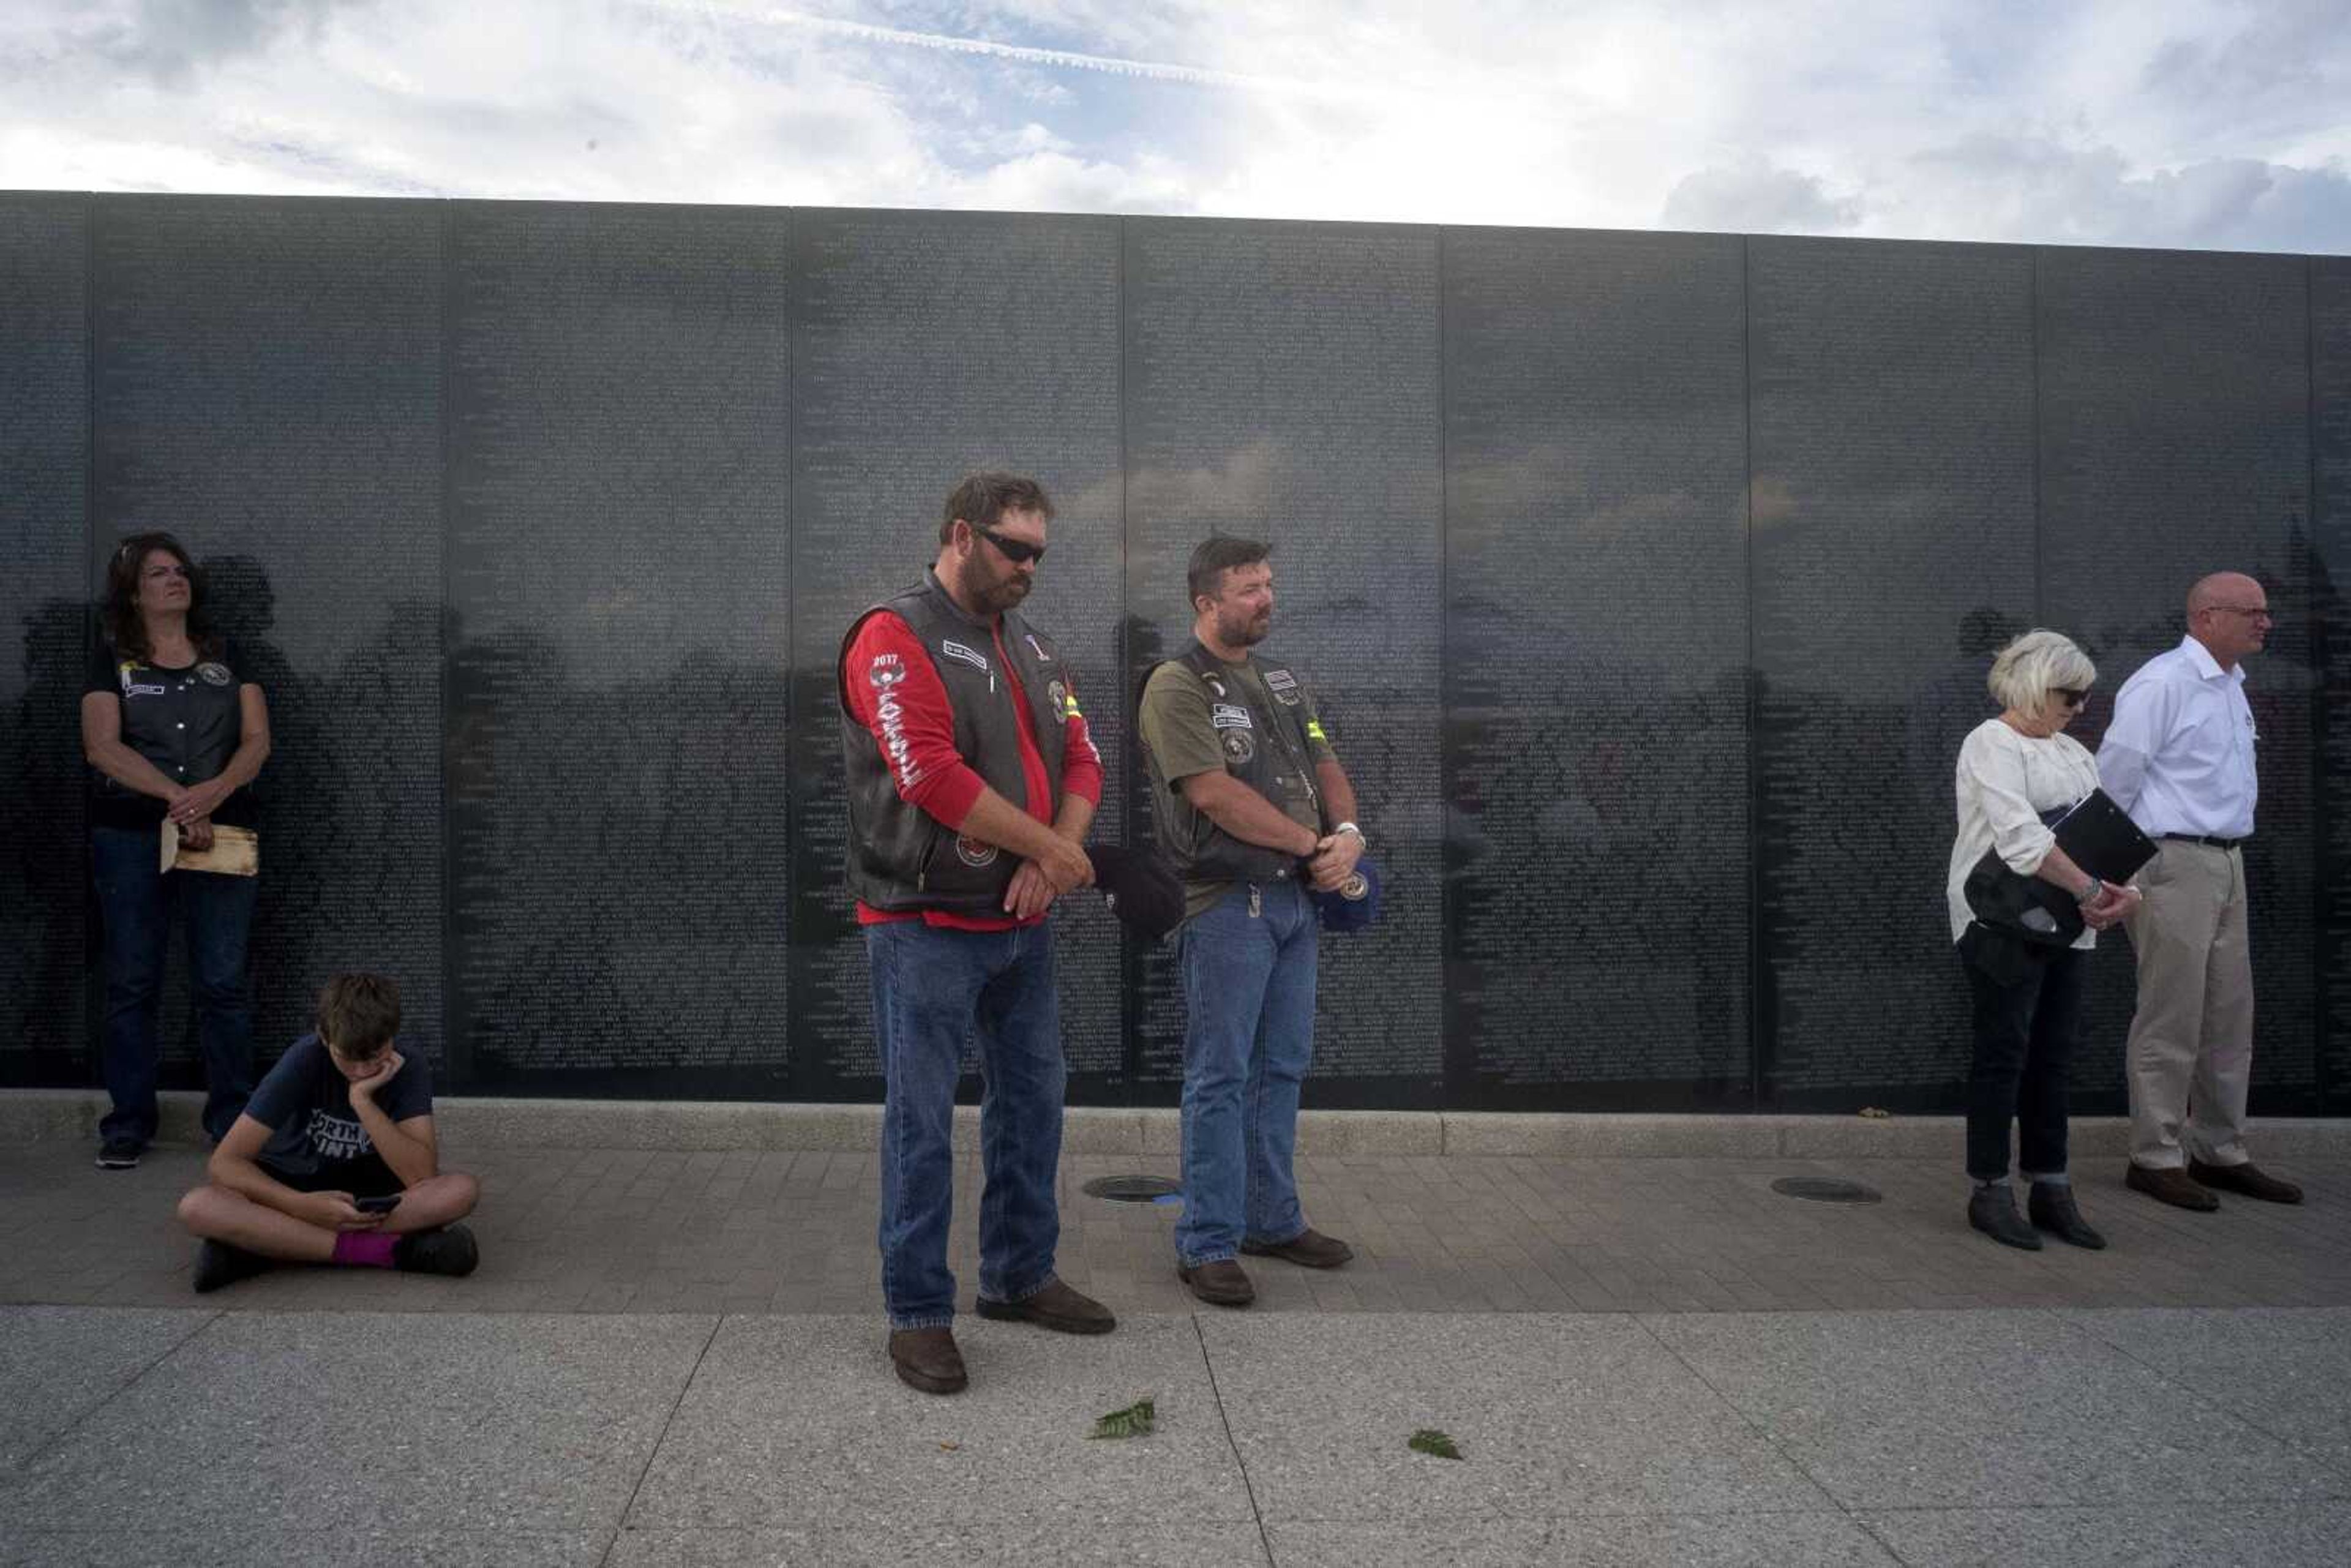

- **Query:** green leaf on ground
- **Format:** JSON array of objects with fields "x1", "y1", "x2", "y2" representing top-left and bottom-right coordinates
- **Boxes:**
[
  {"x1": 1090, "y1": 1397, "x2": 1156, "y2": 1440},
  {"x1": 1408, "y1": 1427, "x2": 1463, "y2": 1460}
]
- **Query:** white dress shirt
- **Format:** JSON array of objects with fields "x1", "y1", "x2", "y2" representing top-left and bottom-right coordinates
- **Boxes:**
[
  {"x1": 1948, "y1": 719, "x2": 2102, "y2": 948},
  {"x1": 2096, "y1": 636, "x2": 2258, "y2": 840}
]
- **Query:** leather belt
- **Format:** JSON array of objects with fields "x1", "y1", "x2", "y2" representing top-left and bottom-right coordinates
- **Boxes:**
[{"x1": 2159, "y1": 833, "x2": 2247, "y2": 850}]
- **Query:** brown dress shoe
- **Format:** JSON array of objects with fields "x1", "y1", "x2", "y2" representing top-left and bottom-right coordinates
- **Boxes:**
[
  {"x1": 1177, "y1": 1258, "x2": 1256, "y2": 1307},
  {"x1": 887, "y1": 1327, "x2": 968, "y2": 1395},
  {"x1": 2189, "y1": 1159, "x2": 2304, "y2": 1204},
  {"x1": 975, "y1": 1279, "x2": 1117, "y2": 1335},
  {"x1": 2126, "y1": 1162, "x2": 2219, "y2": 1212},
  {"x1": 1242, "y1": 1228, "x2": 1354, "y2": 1269}
]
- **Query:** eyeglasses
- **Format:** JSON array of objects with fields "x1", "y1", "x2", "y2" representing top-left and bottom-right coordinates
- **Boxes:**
[
  {"x1": 2053, "y1": 688, "x2": 2088, "y2": 708},
  {"x1": 973, "y1": 526, "x2": 1046, "y2": 566}
]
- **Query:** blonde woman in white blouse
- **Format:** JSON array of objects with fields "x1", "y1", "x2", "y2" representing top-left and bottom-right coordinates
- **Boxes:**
[{"x1": 1948, "y1": 631, "x2": 2140, "y2": 1251}]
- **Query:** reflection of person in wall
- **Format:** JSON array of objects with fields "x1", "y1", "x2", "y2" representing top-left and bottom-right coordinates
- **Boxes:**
[
  {"x1": 80, "y1": 533, "x2": 272, "y2": 1171},
  {"x1": 2101, "y1": 572, "x2": 2304, "y2": 1210},
  {"x1": 1136, "y1": 537, "x2": 1362, "y2": 1308},
  {"x1": 1946, "y1": 631, "x2": 2138, "y2": 1251},
  {"x1": 839, "y1": 471, "x2": 1112, "y2": 1397},
  {"x1": 174, "y1": 972, "x2": 479, "y2": 1292}
]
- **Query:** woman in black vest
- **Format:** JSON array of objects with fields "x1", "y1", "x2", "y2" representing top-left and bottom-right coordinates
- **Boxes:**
[{"x1": 80, "y1": 533, "x2": 273, "y2": 1170}]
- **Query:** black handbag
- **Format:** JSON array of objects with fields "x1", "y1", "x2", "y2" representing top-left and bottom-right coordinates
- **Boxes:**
[{"x1": 1963, "y1": 849, "x2": 2085, "y2": 950}]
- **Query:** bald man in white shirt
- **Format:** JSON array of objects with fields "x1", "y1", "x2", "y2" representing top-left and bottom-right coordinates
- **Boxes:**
[{"x1": 2098, "y1": 572, "x2": 2303, "y2": 1210}]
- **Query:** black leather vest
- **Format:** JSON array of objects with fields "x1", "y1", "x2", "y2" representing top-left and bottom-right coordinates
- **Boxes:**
[
  {"x1": 1141, "y1": 643, "x2": 1322, "y2": 885},
  {"x1": 838, "y1": 573, "x2": 1071, "y2": 913},
  {"x1": 94, "y1": 642, "x2": 253, "y2": 828}
]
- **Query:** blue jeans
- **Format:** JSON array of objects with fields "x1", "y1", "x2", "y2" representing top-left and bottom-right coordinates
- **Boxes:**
[
  {"x1": 1176, "y1": 880, "x2": 1318, "y2": 1266},
  {"x1": 868, "y1": 918, "x2": 1066, "y2": 1329},
  {"x1": 91, "y1": 825, "x2": 258, "y2": 1146}
]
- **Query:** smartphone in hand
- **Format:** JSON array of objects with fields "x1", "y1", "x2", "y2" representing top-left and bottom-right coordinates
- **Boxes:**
[{"x1": 354, "y1": 1193, "x2": 402, "y2": 1215}]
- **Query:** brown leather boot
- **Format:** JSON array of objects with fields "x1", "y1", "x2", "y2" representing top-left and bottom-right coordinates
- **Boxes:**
[
  {"x1": 2189, "y1": 1159, "x2": 2304, "y2": 1204},
  {"x1": 887, "y1": 1327, "x2": 968, "y2": 1394},
  {"x1": 2126, "y1": 1162, "x2": 2219, "y2": 1212},
  {"x1": 1177, "y1": 1258, "x2": 1256, "y2": 1307},
  {"x1": 1242, "y1": 1228, "x2": 1354, "y2": 1269},
  {"x1": 975, "y1": 1279, "x2": 1117, "y2": 1335}
]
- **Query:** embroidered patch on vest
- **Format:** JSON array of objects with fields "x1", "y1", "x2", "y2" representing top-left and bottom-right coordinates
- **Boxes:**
[
  {"x1": 1210, "y1": 703, "x2": 1253, "y2": 730},
  {"x1": 940, "y1": 640, "x2": 989, "y2": 674},
  {"x1": 195, "y1": 662, "x2": 234, "y2": 687},
  {"x1": 1264, "y1": 668, "x2": 1302, "y2": 706},
  {"x1": 955, "y1": 835, "x2": 1000, "y2": 868},
  {"x1": 1221, "y1": 729, "x2": 1256, "y2": 764}
]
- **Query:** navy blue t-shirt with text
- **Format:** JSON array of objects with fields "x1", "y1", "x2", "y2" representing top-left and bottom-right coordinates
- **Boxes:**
[{"x1": 244, "y1": 1033, "x2": 433, "y2": 1185}]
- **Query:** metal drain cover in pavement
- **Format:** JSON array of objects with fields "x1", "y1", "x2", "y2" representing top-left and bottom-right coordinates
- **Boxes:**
[
  {"x1": 1082, "y1": 1174, "x2": 1182, "y2": 1204},
  {"x1": 1771, "y1": 1176, "x2": 1883, "y2": 1204}
]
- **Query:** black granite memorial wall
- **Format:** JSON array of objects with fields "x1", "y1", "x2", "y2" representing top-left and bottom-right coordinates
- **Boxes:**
[{"x1": 2, "y1": 190, "x2": 2342, "y2": 1116}]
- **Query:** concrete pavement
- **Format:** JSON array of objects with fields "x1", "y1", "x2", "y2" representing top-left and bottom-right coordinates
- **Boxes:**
[{"x1": 2, "y1": 1133, "x2": 2348, "y2": 1564}]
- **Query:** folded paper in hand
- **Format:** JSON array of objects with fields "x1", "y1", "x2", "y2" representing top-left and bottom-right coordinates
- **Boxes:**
[{"x1": 159, "y1": 820, "x2": 260, "y2": 877}]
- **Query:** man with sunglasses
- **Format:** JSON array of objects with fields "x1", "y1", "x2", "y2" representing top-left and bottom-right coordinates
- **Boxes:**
[
  {"x1": 2099, "y1": 572, "x2": 2302, "y2": 1210},
  {"x1": 838, "y1": 471, "x2": 1111, "y2": 1395}
]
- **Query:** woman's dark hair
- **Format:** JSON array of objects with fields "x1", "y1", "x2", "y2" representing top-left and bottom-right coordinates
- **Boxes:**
[
  {"x1": 101, "y1": 531, "x2": 219, "y2": 661},
  {"x1": 316, "y1": 972, "x2": 403, "y2": 1057}
]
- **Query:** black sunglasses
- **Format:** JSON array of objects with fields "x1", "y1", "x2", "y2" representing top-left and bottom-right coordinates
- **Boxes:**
[
  {"x1": 973, "y1": 525, "x2": 1046, "y2": 566},
  {"x1": 2053, "y1": 688, "x2": 2088, "y2": 708}
]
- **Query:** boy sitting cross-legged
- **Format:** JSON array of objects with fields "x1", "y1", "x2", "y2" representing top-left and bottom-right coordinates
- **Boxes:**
[{"x1": 176, "y1": 971, "x2": 479, "y2": 1293}]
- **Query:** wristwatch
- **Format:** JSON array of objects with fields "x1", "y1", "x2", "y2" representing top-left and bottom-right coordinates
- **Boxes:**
[
  {"x1": 2075, "y1": 877, "x2": 2101, "y2": 905},
  {"x1": 1332, "y1": 821, "x2": 1365, "y2": 848}
]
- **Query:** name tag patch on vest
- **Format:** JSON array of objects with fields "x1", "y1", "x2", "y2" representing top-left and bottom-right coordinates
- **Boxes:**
[
  {"x1": 940, "y1": 640, "x2": 989, "y2": 675},
  {"x1": 1264, "y1": 669, "x2": 1302, "y2": 706},
  {"x1": 1210, "y1": 703, "x2": 1253, "y2": 730}
]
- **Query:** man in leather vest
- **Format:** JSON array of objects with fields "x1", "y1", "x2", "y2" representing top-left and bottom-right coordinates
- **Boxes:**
[
  {"x1": 838, "y1": 471, "x2": 1114, "y2": 1394},
  {"x1": 1136, "y1": 536, "x2": 1365, "y2": 1307}
]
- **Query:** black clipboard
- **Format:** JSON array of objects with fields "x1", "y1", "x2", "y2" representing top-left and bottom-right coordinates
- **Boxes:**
[{"x1": 2047, "y1": 789, "x2": 2158, "y2": 884}]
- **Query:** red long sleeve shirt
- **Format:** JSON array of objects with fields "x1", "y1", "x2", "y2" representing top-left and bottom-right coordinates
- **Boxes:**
[{"x1": 842, "y1": 610, "x2": 1102, "y2": 931}]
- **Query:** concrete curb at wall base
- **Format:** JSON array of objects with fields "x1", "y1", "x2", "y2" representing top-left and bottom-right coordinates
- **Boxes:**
[{"x1": 7, "y1": 1088, "x2": 2349, "y2": 1161}]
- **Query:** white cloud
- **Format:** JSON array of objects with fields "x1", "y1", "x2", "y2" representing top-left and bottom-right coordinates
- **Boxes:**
[
  {"x1": 0, "y1": 0, "x2": 2345, "y2": 252},
  {"x1": 1662, "y1": 159, "x2": 1859, "y2": 236}
]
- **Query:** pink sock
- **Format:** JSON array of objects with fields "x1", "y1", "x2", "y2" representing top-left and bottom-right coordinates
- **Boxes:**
[{"x1": 332, "y1": 1232, "x2": 400, "y2": 1269}]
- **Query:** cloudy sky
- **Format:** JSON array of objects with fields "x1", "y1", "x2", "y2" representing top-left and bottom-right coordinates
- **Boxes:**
[{"x1": 3, "y1": 0, "x2": 2347, "y2": 252}]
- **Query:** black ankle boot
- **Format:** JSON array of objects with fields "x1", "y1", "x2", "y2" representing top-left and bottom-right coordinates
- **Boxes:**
[
  {"x1": 2027, "y1": 1182, "x2": 2107, "y2": 1250},
  {"x1": 1968, "y1": 1183, "x2": 2042, "y2": 1250}
]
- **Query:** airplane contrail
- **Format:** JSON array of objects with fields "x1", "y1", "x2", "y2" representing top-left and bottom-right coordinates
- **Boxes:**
[{"x1": 640, "y1": 1, "x2": 1371, "y2": 102}]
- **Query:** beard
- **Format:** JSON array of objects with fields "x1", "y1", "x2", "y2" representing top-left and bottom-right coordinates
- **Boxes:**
[
  {"x1": 974, "y1": 566, "x2": 1032, "y2": 615},
  {"x1": 1216, "y1": 605, "x2": 1271, "y2": 647}
]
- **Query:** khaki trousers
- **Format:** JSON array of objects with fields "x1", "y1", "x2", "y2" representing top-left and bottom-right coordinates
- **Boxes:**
[{"x1": 2121, "y1": 841, "x2": 2254, "y2": 1169}]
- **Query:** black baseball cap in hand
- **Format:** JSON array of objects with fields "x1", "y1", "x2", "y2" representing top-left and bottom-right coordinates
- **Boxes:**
[{"x1": 1089, "y1": 845, "x2": 1185, "y2": 939}]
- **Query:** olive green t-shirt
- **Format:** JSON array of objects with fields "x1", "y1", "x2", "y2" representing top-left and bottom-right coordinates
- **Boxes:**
[{"x1": 1136, "y1": 655, "x2": 1338, "y2": 920}]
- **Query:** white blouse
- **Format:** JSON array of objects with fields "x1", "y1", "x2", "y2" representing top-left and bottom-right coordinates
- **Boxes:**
[{"x1": 1947, "y1": 718, "x2": 2104, "y2": 950}]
